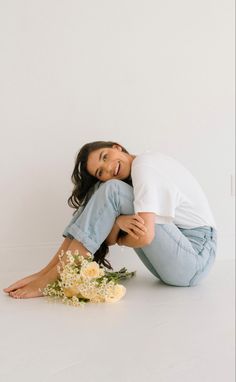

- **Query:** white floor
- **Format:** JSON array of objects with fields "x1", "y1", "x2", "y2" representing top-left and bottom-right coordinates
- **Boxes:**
[{"x1": 0, "y1": 259, "x2": 235, "y2": 382}]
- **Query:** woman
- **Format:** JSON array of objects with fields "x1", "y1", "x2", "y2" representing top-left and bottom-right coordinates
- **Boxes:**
[{"x1": 3, "y1": 141, "x2": 217, "y2": 299}]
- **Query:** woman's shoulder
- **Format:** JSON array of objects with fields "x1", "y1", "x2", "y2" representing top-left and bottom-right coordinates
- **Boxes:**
[{"x1": 132, "y1": 149, "x2": 169, "y2": 166}]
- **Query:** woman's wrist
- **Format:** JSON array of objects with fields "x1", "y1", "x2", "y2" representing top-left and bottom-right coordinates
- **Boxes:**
[
  {"x1": 115, "y1": 219, "x2": 120, "y2": 229},
  {"x1": 117, "y1": 236, "x2": 123, "y2": 246}
]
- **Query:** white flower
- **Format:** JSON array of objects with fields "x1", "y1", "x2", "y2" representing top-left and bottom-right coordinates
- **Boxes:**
[
  {"x1": 99, "y1": 268, "x2": 105, "y2": 277},
  {"x1": 105, "y1": 284, "x2": 126, "y2": 303},
  {"x1": 63, "y1": 282, "x2": 83, "y2": 298},
  {"x1": 90, "y1": 294, "x2": 105, "y2": 303},
  {"x1": 80, "y1": 262, "x2": 101, "y2": 279},
  {"x1": 44, "y1": 252, "x2": 134, "y2": 308},
  {"x1": 78, "y1": 286, "x2": 97, "y2": 300}
]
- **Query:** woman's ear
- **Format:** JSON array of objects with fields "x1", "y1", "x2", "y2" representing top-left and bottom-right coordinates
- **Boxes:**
[{"x1": 112, "y1": 144, "x2": 122, "y2": 151}]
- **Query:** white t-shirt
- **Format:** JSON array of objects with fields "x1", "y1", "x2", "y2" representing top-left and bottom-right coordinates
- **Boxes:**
[{"x1": 131, "y1": 150, "x2": 217, "y2": 229}]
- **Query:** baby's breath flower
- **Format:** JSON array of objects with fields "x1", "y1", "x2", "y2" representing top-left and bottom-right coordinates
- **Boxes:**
[{"x1": 43, "y1": 249, "x2": 136, "y2": 307}]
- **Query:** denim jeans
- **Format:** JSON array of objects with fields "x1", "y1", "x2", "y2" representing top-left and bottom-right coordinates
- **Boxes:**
[{"x1": 62, "y1": 179, "x2": 217, "y2": 287}]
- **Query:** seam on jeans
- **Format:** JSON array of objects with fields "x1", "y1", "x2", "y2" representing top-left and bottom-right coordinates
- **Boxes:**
[
  {"x1": 66, "y1": 182, "x2": 120, "y2": 249},
  {"x1": 86, "y1": 199, "x2": 119, "y2": 244},
  {"x1": 202, "y1": 246, "x2": 215, "y2": 269},
  {"x1": 86, "y1": 201, "x2": 110, "y2": 241},
  {"x1": 118, "y1": 190, "x2": 134, "y2": 203},
  {"x1": 160, "y1": 225, "x2": 197, "y2": 255},
  {"x1": 69, "y1": 182, "x2": 121, "y2": 247},
  {"x1": 189, "y1": 268, "x2": 202, "y2": 286},
  {"x1": 136, "y1": 249, "x2": 164, "y2": 281},
  {"x1": 68, "y1": 180, "x2": 132, "y2": 249},
  {"x1": 189, "y1": 247, "x2": 215, "y2": 286}
]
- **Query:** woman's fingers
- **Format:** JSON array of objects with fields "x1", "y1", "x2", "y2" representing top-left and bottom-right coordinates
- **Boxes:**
[
  {"x1": 116, "y1": 215, "x2": 147, "y2": 239},
  {"x1": 131, "y1": 220, "x2": 148, "y2": 235},
  {"x1": 136, "y1": 222, "x2": 148, "y2": 232},
  {"x1": 132, "y1": 227, "x2": 146, "y2": 236},
  {"x1": 127, "y1": 229, "x2": 139, "y2": 239},
  {"x1": 128, "y1": 224, "x2": 147, "y2": 239},
  {"x1": 134, "y1": 215, "x2": 147, "y2": 229},
  {"x1": 134, "y1": 214, "x2": 145, "y2": 224}
]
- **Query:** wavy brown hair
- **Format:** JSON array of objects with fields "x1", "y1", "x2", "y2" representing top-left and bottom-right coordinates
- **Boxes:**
[{"x1": 67, "y1": 141, "x2": 133, "y2": 270}]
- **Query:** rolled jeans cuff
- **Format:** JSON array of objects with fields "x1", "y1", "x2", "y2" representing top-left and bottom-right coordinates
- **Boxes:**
[
  {"x1": 64, "y1": 224, "x2": 100, "y2": 254},
  {"x1": 62, "y1": 227, "x2": 74, "y2": 240}
]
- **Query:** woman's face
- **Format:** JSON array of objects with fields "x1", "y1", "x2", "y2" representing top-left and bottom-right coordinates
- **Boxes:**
[{"x1": 86, "y1": 145, "x2": 136, "y2": 182}]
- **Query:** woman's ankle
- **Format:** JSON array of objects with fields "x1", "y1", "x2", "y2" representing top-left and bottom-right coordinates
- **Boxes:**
[{"x1": 38, "y1": 267, "x2": 55, "y2": 276}]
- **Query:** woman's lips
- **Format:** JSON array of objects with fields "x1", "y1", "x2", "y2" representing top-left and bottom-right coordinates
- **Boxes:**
[
  {"x1": 117, "y1": 162, "x2": 121, "y2": 175},
  {"x1": 114, "y1": 162, "x2": 121, "y2": 176}
]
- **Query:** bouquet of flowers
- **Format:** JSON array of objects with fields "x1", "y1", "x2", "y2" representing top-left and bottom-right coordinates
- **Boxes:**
[{"x1": 42, "y1": 250, "x2": 136, "y2": 307}]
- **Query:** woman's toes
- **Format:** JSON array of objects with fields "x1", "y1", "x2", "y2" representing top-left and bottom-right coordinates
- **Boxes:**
[
  {"x1": 4, "y1": 285, "x2": 20, "y2": 293},
  {"x1": 14, "y1": 293, "x2": 23, "y2": 299},
  {"x1": 10, "y1": 286, "x2": 30, "y2": 299},
  {"x1": 5, "y1": 287, "x2": 18, "y2": 293},
  {"x1": 10, "y1": 290, "x2": 22, "y2": 298},
  {"x1": 3, "y1": 286, "x2": 15, "y2": 292},
  {"x1": 9, "y1": 292, "x2": 17, "y2": 298}
]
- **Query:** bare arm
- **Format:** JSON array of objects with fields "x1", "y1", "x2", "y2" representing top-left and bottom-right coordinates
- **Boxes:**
[
  {"x1": 117, "y1": 234, "x2": 147, "y2": 248},
  {"x1": 106, "y1": 214, "x2": 146, "y2": 245},
  {"x1": 117, "y1": 212, "x2": 155, "y2": 248}
]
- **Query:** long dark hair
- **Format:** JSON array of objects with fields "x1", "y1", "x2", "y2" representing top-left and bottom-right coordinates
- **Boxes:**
[{"x1": 67, "y1": 141, "x2": 133, "y2": 270}]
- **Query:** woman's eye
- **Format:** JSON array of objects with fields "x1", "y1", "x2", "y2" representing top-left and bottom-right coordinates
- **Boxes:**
[{"x1": 103, "y1": 154, "x2": 107, "y2": 161}]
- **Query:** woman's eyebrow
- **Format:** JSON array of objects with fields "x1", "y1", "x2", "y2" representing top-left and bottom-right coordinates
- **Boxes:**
[{"x1": 95, "y1": 151, "x2": 104, "y2": 177}]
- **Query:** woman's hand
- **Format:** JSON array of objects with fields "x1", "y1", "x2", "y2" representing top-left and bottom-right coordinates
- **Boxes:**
[{"x1": 116, "y1": 214, "x2": 147, "y2": 240}]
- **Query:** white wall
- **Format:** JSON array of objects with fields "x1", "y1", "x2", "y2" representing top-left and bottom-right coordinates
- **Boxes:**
[{"x1": 0, "y1": 0, "x2": 234, "y2": 273}]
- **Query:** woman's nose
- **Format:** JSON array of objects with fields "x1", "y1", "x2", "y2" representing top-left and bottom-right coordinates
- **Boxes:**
[{"x1": 105, "y1": 162, "x2": 113, "y2": 175}]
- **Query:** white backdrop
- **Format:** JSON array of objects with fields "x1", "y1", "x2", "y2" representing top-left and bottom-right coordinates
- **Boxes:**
[{"x1": 0, "y1": 0, "x2": 234, "y2": 273}]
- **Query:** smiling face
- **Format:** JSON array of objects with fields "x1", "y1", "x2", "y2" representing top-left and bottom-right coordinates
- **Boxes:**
[{"x1": 86, "y1": 145, "x2": 136, "y2": 182}]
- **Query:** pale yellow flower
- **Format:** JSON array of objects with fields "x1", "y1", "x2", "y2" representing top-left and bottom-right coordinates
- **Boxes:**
[
  {"x1": 80, "y1": 262, "x2": 101, "y2": 279},
  {"x1": 78, "y1": 288, "x2": 97, "y2": 300},
  {"x1": 63, "y1": 282, "x2": 84, "y2": 298},
  {"x1": 105, "y1": 284, "x2": 126, "y2": 303},
  {"x1": 90, "y1": 295, "x2": 105, "y2": 303}
]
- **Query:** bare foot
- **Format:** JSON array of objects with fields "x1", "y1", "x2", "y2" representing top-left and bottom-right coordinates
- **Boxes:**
[
  {"x1": 3, "y1": 272, "x2": 42, "y2": 293},
  {"x1": 9, "y1": 268, "x2": 58, "y2": 299}
]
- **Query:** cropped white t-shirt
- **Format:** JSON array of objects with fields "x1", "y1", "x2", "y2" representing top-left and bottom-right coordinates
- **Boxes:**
[{"x1": 131, "y1": 150, "x2": 217, "y2": 229}]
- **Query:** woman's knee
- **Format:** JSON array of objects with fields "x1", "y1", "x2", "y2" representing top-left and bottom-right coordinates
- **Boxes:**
[
  {"x1": 94, "y1": 179, "x2": 134, "y2": 215},
  {"x1": 97, "y1": 180, "x2": 123, "y2": 203},
  {"x1": 100, "y1": 179, "x2": 133, "y2": 199},
  {"x1": 99, "y1": 179, "x2": 131, "y2": 191}
]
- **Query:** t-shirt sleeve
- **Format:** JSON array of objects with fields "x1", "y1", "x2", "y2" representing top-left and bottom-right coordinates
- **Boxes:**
[{"x1": 131, "y1": 163, "x2": 180, "y2": 222}]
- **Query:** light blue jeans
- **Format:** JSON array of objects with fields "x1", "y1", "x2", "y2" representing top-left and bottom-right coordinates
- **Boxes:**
[{"x1": 62, "y1": 180, "x2": 217, "y2": 287}]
